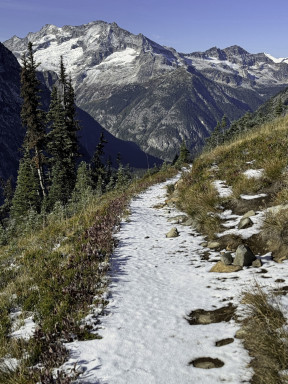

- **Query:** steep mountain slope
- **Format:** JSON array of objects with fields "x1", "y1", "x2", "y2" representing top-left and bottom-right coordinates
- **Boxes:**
[
  {"x1": 4, "y1": 21, "x2": 288, "y2": 160},
  {"x1": 0, "y1": 43, "x2": 160, "y2": 185},
  {"x1": 223, "y1": 85, "x2": 288, "y2": 140},
  {"x1": 0, "y1": 42, "x2": 23, "y2": 181}
]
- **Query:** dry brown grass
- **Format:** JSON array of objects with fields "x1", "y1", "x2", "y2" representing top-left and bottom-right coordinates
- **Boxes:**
[
  {"x1": 177, "y1": 177, "x2": 222, "y2": 238},
  {"x1": 241, "y1": 283, "x2": 288, "y2": 384},
  {"x1": 261, "y1": 208, "x2": 288, "y2": 262},
  {"x1": 177, "y1": 115, "x2": 288, "y2": 241}
]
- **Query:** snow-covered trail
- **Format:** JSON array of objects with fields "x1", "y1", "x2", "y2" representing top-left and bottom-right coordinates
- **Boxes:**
[{"x1": 62, "y1": 173, "x2": 288, "y2": 384}]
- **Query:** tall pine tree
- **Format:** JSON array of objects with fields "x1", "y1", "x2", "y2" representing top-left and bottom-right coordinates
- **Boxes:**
[
  {"x1": 11, "y1": 152, "x2": 41, "y2": 218},
  {"x1": 46, "y1": 86, "x2": 74, "y2": 206},
  {"x1": 46, "y1": 58, "x2": 80, "y2": 207},
  {"x1": 59, "y1": 57, "x2": 80, "y2": 163},
  {"x1": 91, "y1": 132, "x2": 108, "y2": 191},
  {"x1": 20, "y1": 42, "x2": 46, "y2": 198}
]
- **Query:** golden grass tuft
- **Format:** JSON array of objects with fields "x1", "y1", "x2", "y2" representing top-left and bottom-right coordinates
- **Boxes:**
[{"x1": 241, "y1": 283, "x2": 288, "y2": 384}]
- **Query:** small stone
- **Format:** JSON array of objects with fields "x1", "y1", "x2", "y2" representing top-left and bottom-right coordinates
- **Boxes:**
[
  {"x1": 235, "y1": 328, "x2": 247, "y2": 339},
  {"x1": 215, "y1": 338, "x2": 234, "y2": 347},
  {"x1": 166, "y1": 227, "x2": 179, "y2": 238},
  {"x1": 167, "y1": 215, "x2": 188, "y2": 223},
  {"x1": 210, "y1": 261, "x2": 242, "y2": 273},
  {"x1": 220, "y1": 252, "x2": 233, "y2": 265},
  {"x1": 252, "y1": 258, "x2": 262, "y2": 268},
  {"x1": 190, "y1": 357, "x2": 224, "y2": 369},
  {"x1": 233, "y1": 244, "x2": 256, "y2": 266},
  {"x1": 207, "y1": 241, "x2": 221, "y2": 249},
  {"x1": 153, "y1": 203, "x2": 166, "y2": 209},
  {"x1": 181, "y1": 217, "x2": 196, "y2": 227},
  {"x1": 165, "y1": 197, "x2": 179, "y2": 207},
  {"x1": 242, "y1": 210, "x2": 256, "y2": 219},
  {"x1": 201, "y1": 242, "x2": 208, "y2": 247},
  {"x1": 238, "y1": 217, "x2": 253, "y2": 230}
]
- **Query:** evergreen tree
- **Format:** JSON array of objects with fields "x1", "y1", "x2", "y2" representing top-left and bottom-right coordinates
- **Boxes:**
[
  {"x1": 91, "y1": 132, "x2": 108, "y2": 189},
  {"x1": 46, "y1": 58, "x2": 80, "y2": 207},
  {"x1": 171, "y1": 153, "x2": 179, "y2": 165},
  {"x1": 46, "y1": 87, "x2": 76, "y2": 207},
  {"x1": 20, "y1": 42, "x2": 46, "y2": 198},
  {"x1": 47, "y1": 161, "x2": 70, "y2": 208},
  {"x1": 177, "y1": 141, "x2": 190, "y2": 164},
  {"x1": 10, "y1": 152, "x2": 41, "y2": 218},
  {"x1": 275, "y1": 100, "x2": 283, "y2": 116},
  {"x1": 71, "y1": 162, "x2": 93, "y2": 209},
  {"x1": 73, "y1": 162, "x2": 93, "y2": 196},
  {"x1": 115, "y1": 163, "x2": 131, "y2": 189},
  {"x1": 105, "y1": 156, "x2": 113, "y2": 186},
  {"x1": 0, "y1": 177, "x2": 13, "y2": 224},
  {"x1": 206, "y1": 121, "x2": 221, "y2": 149},
  {"x1": 59, "y1": 57, "x2": 80, "y2": 161},
  {"x1": 221, "y1": 114, "x2": 228, "y2": 130}
]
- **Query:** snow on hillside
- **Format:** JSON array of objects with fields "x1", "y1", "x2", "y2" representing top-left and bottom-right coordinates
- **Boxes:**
[
  {"x1": 36, "y1": 38, "x2": 83, "y2": 73},
  {"x1": 58, "y1": 171, "x2": 288, "y2": 383},
  {"x1": 265, "y1": 53, "x2": 288, "y2": 64}
]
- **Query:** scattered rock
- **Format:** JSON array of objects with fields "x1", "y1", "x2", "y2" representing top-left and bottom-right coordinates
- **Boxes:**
[
  {"x1": 207, "y1": 241, "x2": 221, "y2": 249},
  {"x1": 242, "y1": 210, "x2": 256, "y2": 219},
  {"x1": 185, "y1": 303, "x2": 236, "y2": 325},
  {"x1": 200, "y1": 252, "x2": 210, "y2": 261},
  {"x1": 210, "y1": 261, "x2": 242, "y2": 273},
  {"x1": 220, "y1": 252, "x2": 233, "y2": 265},
  {"x1": 235, "y1": 328, "x2": 247, "y2": 339},
  {"x1": 153, "y1": 203, "x2": 166, "y2": 209},
  {"x1": 167, "y1": 215, "x2": 188, "y2": 224},
  {"x1": 252, "y1": 258, "x2": 262, "y2": 268},
  {"x1": 273, "y1": 286, "x2": 288, "y2": 296},
  {"x1": 233, "y1": 244, "x2": 256, "y2": 267},
  {"x1": 181, "y1": 217, "x2": 197, "y2": 227},
  {"x1": 238, "y1": 217, "x2": 253, "y2": 230},
  {"x1": 165, "y1": 197, "x2": 179, "y2": 207},
  {"x1": 189, "y1": 357, "x2": 224, "y2": 369},
  {"x1": 215, "y1": 338, "x2": 234, "y2": 347},
  {"x1": 166, "y1": 227, "x2": 179, "y2": 238}
]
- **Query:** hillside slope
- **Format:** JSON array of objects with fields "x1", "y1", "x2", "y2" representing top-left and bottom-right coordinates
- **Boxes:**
[
  {"x1": 0, "y1": 42, "x2": 23, "y2": 181},
  {"x1": 0, "y1": 43, "x2": 161, "y2": 186},
  {"x1": 177, "y1": 114, "x2": 288, "y2": 260}
]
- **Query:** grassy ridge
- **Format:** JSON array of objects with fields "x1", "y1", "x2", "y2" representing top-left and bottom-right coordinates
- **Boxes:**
[
  {"x1": 175, "y1": 115, "x2": 288, "y2": 383},
  {"x1": 177, "y1": 115, "x2": 288, "y2": 239}
]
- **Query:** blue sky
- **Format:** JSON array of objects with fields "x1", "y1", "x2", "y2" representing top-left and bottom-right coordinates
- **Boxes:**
[{"x1": 0, "y1": 0, "x2": 287, "y2": 57}]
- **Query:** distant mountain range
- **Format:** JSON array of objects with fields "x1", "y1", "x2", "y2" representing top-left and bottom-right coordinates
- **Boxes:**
[
  {"x1": 4, "y1": 21, "x2": 288, "y2": 161},
  {"x1": 1, "y1": 20, "x2": 288, "y2": 182}
]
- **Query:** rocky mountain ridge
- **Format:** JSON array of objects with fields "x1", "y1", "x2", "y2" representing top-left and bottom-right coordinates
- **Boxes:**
[{"x1": 4, "y1": 21, "x2": 288, "y2": 160}]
